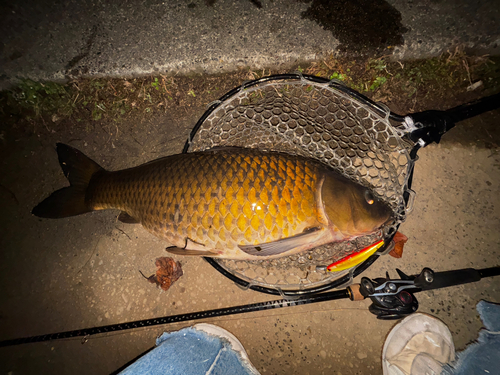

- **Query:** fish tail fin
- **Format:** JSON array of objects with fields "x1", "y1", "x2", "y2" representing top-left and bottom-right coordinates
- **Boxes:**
[{"x1": 32, "y1": 143, "x2": 104, "y2": 218}]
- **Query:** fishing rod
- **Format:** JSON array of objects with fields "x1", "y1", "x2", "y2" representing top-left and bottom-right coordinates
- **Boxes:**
[{"x1": 1, "y1": 265, "x2": 499, "y2": 347}]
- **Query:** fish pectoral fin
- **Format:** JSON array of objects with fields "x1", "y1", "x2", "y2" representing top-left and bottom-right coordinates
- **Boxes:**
[
  {"x1": 165, "y1": 238, "x2": 218, "y2": 256},
  {"x1": 239, "y1": 227, "x2": 322, "y2": 257},
  {"x1": 166, "y1": 246, "x2": 218, "y2": 257},
  {"x1": 118, "y1": 211, "x2": 140, "y2": 224}
]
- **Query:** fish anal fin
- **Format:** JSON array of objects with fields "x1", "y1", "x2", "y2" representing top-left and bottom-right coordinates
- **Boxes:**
[
  {"x1": 118, "y1": 211, "x2": 140, "y2": 224},
  {"x1": 239, "y1": 227, "x2": 322, "y2": 257},
  {"x1": 166, "y1": 246, "x2": 218, "y2": 257},
  {"x1": 165, "y1": 238, "x2": 218, "y2": 256},
  {"x1": 185, "y1": 237, "x2": 206, "y2": 251}
]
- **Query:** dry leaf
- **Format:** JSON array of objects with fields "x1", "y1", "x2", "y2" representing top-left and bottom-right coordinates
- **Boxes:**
[
  {"x1": 141, "y1": 257, "x2": 183, "y2": 291},
  {"x1": 389, "y1": 231, "x2": 408, "y2": 258}
]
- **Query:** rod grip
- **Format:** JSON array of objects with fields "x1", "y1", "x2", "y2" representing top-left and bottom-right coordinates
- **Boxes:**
[
  {"x1": 347, "y1": 284, "x2": 365, "y2": 301},
  {"x1": 415, "y1": 268, "x2": 481, "y2": 291}
]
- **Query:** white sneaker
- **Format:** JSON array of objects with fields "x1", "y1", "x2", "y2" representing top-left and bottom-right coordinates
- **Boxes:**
[
  {"x1": 193, "y1": 323, "x2": 260, "y2": 375},
  {"x1": 382, "y1": 313, "x2": 455, "y2": 375}
]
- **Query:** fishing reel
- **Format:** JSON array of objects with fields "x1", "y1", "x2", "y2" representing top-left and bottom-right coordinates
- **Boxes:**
[{"x1": 356, "y1": 268, "x2": 434, "y2": 320}]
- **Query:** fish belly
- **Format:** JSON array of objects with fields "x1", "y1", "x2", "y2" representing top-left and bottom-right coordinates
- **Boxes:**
[{"x1": 86, "y1": 150, "x2": 328, "y2": 258}]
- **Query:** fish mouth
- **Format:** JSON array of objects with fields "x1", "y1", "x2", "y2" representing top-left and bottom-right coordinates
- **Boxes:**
[
  {"x1": 352, "y1": 216, "x2": 391, "y2": 236},
  {"x1": 371, "y1": 214, "x2": 395, "y2": 235}
]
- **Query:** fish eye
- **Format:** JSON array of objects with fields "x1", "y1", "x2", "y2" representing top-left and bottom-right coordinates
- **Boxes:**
[{"x1": 364, "y1": 190, "x2": 375, "y2": 205}]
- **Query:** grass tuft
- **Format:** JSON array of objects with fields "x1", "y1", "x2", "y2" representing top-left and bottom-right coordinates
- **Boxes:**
[{"x1": 1, "y1": 49, "x2": 498, "y2": 135}]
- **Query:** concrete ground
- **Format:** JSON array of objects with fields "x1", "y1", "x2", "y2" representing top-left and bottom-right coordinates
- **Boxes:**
[
  {"x1": 1, "y1": 1, "x2": 500, "y2": 374},
  {"x1": 0, "y1": 91, "x2": 499, "y2": 374},
  {"x1": 1, "y1": 0, "x2": 500, "y2": 90}
]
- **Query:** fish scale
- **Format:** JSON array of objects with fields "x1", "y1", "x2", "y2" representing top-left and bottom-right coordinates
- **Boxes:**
[{"x1": 86, "y1": 149, "x2": 321, "y2": 258}]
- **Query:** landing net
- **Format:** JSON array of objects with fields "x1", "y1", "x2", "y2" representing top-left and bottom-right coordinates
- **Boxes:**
[{"x1": 184, "y1": 74, "x2": 416, "y2": 295}]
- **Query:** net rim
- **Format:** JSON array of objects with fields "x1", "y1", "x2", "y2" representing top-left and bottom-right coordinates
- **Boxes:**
[
  {"x1": 204, "y1": 236, "x2": 395, "y2": 298},
  {"x1": 184, "y1": 73, "x2": 411, "y2": 296},
  {"x1": 183, "y1": 73, "x2": 406, "y2": 153}
]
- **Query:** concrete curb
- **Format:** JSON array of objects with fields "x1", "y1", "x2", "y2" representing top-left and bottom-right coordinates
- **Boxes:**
[{"x1": 1, "y1": 0, "x2": 499, "y2": 90}]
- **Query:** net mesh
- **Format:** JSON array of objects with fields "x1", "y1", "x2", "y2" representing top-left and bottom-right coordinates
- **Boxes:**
[{"x1": 187, "y1": 76, "x2": 415, "y2": 291}]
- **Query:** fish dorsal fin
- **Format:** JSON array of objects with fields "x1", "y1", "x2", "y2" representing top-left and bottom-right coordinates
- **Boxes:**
[
  {"x1": 118, "y1": 211, "x2": 140, "y2": 224},
  {"x1": 239, "y1": 227, "x2": 321, "y2": 257},
  {"x1": 206, "y1": 146, "x2": 245, "y2": 152}
]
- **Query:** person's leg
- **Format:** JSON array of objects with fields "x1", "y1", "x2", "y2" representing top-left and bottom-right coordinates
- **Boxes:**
[
  {"x1": 119, "y1": 324, "x2": 260, "y2": 375},
  {"x1": 442, "y1": 301, "x2": 500, "y2": 375}
]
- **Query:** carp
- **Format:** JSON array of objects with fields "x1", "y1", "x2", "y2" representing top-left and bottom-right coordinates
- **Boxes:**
[{"x1": 33, "y1": 144, "x2": 392, "y2": 260}]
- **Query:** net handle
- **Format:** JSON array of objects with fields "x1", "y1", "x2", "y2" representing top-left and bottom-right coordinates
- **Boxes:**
[{"x1": 406, "y1": 91, "x2": 500, "y2": 147}]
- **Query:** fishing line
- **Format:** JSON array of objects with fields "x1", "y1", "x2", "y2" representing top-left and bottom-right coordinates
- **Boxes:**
[{"x1": 77, "y1": 237, "x2": 101, "y2": 274}]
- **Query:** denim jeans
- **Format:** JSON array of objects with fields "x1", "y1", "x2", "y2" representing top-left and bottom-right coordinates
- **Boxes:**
[{"x1": 119, "y1": 325, "x2": 259, "y2": 375}]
